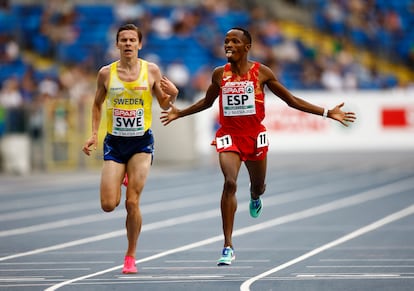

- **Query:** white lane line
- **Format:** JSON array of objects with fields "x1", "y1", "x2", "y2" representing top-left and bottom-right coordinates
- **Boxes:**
[
  {"x1": 306, "y1": 265, "x2": 414, "y2": 268},
  {"x1": 0, "y1": 165, "x2": 397, "y2": 237},
  {"x1": 0, "y1": 202, "x2": 97, "y2": 222},
  {"x1": 117, "y1": 275, "x2": 225, "y2": 280},
  {"x1": 295, "y1": 273, "x2": 401, "y2": 278},
  {"x1": 3, "y1": 175, "x2": 410, "y2": 262},
  {"x1": 0, "y1": 268, "x2": 91, "y2": 271},
  {"x1": 240, "y1": 204, "x2": 414, "y2": 291},
  {"x1": 0, "y1": 261, "x2": 113, "y2": 265},
  {"x1": 0, "y1": 214, "x2": 118, "y2": 237},
  {"x1": 164, "y1": 260, "x2": 270, "y2": 263},
  {"x1": 0, "y1": 195, "x2": 217, "y2": 237},
  {"x1": 0, "y1": 209, "x2": 218, "y2": 262},
  {"x1": 140, "y1": 270, "x2": 253, "y2": 271},
  {"x1": 44, "y1": 178, "x2": 414, "y2": 291},
  {"x1": 0, "y1": 277, "x2": 47, "y2": 282},
  {"x1": 0, "y1": 173, "x2": 336, "y2": 237},
  {"x1": 320, "y1": 259, "x2": 414, "y2": 262}
]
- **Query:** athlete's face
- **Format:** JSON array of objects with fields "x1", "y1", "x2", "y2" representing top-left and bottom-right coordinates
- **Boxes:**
[
  {"x1": 224, "y1": 30, "x2": 251, "y2": 62},
  {"x1": 116, "y1": 30, "x2": 142, "y2": 58}
]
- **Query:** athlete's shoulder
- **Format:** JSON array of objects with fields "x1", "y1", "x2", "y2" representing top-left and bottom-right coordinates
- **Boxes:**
[
  {"x1": 96, "y1": 63, "x2": 113, "y2": 86},
  {"x1": 212, "y1": 65, "x2": 226, "y2": 84},
  {"x1": 142, "y1": 59, "x2": 160, "y2": 72},
  {"x1": 257, "y1": 62, "x2": 277, "y2": 81},
  {"x1": 257, "y1": 62, "x2": 273, "y2": 73},
  {"x1": 213, "y1": 65, "x2": 225, "y2": 74},
  {"x1": 98, "y1": 61, "x2": 116, "y2": 76}
]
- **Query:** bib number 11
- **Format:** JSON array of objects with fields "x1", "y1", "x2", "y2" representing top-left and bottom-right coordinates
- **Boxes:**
[
  {"x1": 216, "y1": 135, "x2": 232, "y2": 149},
  {"x1": 257, "y1": 132, "x2": 268, "y2": 148}
]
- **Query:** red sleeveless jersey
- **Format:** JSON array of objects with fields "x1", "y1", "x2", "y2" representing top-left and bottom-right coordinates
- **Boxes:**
[{"x1": 218, "y1": 62, "x2": 265, "y2": 135}]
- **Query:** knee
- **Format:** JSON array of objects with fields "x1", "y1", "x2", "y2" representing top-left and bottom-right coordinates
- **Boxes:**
[
  {"x1": 125, "y1": 199, "x2": 139, "y2": 213},
  {"x1": 251, "y1": 183, "x2": 266, "y2": 197},
  {"x1": 223, "y1": 178, "x2": 237, "y2": 195},
  {"x1": 101, "y1": 201, "x2": 116, "y2": 212}
]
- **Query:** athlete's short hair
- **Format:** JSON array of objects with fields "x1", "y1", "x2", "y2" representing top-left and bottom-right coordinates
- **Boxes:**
[
  {"x1": 116, "y1": 23, "x2": 143, "y2": 43},
  {"x1": 230, "y1": 27, "x2": 252, "y2": 44}
]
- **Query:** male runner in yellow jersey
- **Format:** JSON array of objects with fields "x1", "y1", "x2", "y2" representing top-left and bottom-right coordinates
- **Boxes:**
[{"x1": 82, "y1": 24, "x2": 178, "y2": 274}]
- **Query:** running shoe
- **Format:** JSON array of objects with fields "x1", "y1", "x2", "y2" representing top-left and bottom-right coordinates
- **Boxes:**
[
  {"x1": 217, "y1": 246, "x2": 235, "y2": 266},
  {"x1": 249, "y1": 198, "x2": 262, "y2": 218},
  {"x1": 122, "y1": 174, "x2": 128, "y2": 187},
  {"x1": 122, "y1": 255, "x2": 137, "y2": 274}
]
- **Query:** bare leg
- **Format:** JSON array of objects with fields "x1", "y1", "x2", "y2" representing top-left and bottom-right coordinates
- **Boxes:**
[
  {"x1": 124, "y1": 153, "x2": 152, "y2": 258},
  {"x1": 100, "y1": 160, "x2": 125, "y2": 212},
  {"x1": 219, "y1": 152, "x2": 242, "y2": 248},
  {"x1": 245, "y1": 156, "x2": 267, "y2": 200}
]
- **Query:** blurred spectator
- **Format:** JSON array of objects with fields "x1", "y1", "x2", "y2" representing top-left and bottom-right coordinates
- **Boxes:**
[
  {"x1": 320, "y1": 62, "x2": 344, "y2": 91},
  {"x1": 38, "y1": 75, "x2": 60, "y2": 99},
  {"x1": 114, "y1": 0, "x2": 145, "y2": 24},
  {"x1": 151, "y1": 16, "x2": 173, "y2": 38},
  {"x1": 27, "y1": 93, "x2": 44, "y2": 141},
  {"x1": 165, "y1": 61, "x2": 191, "y2": 101},
  {"x1": 272, "y1": 39, "x2": 301, "y2": 63},
  {"x1": 39, "y1": 0, "x2": 79, "y2": 57},
  {"x1": 20, "y1": 66, "x2": 37, "y2": 103},
  {"x1": 0, "y1": 35, "x2": 19, "y2": 63},
  {"x1": 59, "y1": 64, "x2": 94, "y2": 105},
  {"x1": 191, "y1": 66, "x2": 212, "y2": 95},
  {"x1": 301, "y1": 60, "x2": 323, "y2": 89},
  {"x1": 0, "y1": 77, "x2": 22, "y2": 108},
  {"x1": 313, "y1": 0, "x2": 412, "y2": 68},
  {"x1": 0, "y1": 77, "x2": 25, "y2": 133},
  {"x1": 323, "y1": 0, "x2": 346, "y2": 36}
]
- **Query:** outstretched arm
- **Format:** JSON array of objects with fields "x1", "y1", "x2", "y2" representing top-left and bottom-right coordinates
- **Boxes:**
[
  {"x1": 160, "y1": 67, "x2": 222, "y2": 125},
  {"x1": 262, "y1": 65, "x2": 356, "y2": 126},
  {"x1": 325, "y1": 102, "x2": 356, "y2": 126}
]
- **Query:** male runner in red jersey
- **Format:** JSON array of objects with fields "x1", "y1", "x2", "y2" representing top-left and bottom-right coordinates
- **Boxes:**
[{"x1": 160, "y1": 27, "x2": 356, "y2": 265}]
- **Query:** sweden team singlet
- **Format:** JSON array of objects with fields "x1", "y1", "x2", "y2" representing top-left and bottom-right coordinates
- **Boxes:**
[
  {"x1": 105, "y1": 59, "x2": 153, "y2": 136},
  {"x1": 219, "y1": 62, "x2": 265, "y2": 135}
]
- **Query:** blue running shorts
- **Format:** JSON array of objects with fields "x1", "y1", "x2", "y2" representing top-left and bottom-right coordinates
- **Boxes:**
[{"x1": 103, "y1": 129, "x2": 154, "y2": 164}]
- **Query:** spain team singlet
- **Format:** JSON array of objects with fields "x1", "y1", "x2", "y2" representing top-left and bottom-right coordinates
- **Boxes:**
[
  {"x1": 219, "y1": 62, "x2": 265, "y2": 135},
  {"x1": 106, "y1": 59, "x2": 153, "y2": 136}
]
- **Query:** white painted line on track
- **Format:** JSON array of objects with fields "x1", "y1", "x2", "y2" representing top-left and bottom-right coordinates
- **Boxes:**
[
  {"x1": 240, "y1": 204, "x2": 414, "y2": 291},
  {"x1": 0, "y1": 209, "x2": 218, "y2": 262},
  {"x1": 164, "y1": 260, "x2": 270, "y2": 263},
  {"x1": 295, "y1": 273, "x2": 401, "y2": 278},
  {"x1": 0, "y1": 261, "x2": 113, "y2": 265},
  {"x1": 44, "y1": 178, "x2": 414, "y2": 291},
  {"x1": 117, "y1": 275, "x2": 225, "y2": 280},
  {"x1": 0, "y1": 166, "x2": 399, "y2": 237},
  {"x1": 0, "y1": 268, "x2": 91, "y2": 271},
  {"x1": 0, "y1": 201, "x2": 97, "y2": 222},
  {"x1": 0, "y1": 277, "x2": 47, "y2": 282},
  {"x1": 3, "y1": 176, "x2": 412, "y2": 263},
  {"x1": 0, "y1": 196, "x2": 217, "y2": 237},
  {"x1": 320, "y1": 259, "x2": 414, "y2": 262},
  {"x1": 306, "y1": 265, "x2": 414, "y2": 268}
]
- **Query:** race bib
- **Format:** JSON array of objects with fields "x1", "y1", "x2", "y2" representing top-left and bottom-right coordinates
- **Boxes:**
[
  {"x1": 257, "y1": 131, "x2": 268, "y2": 148},
  {"x1": 216, "y1": 135, "x2": 232, "y2": 149},
  {"x1": 222, "y1": 81, "x2": 256, "y2": 116},
  {"x1": 112, "y1": 108, "x2": 145, "y2": 136}
]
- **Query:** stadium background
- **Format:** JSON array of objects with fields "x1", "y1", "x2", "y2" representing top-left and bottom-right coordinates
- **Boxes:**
[{"x1": 0, "y1": 0, "x2": 413, "y2": 174}]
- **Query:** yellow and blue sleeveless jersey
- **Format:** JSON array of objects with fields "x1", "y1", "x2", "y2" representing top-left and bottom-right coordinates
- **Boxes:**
[{"x1": 105, "y1": 59, "x2": 153, "y2": 136}]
